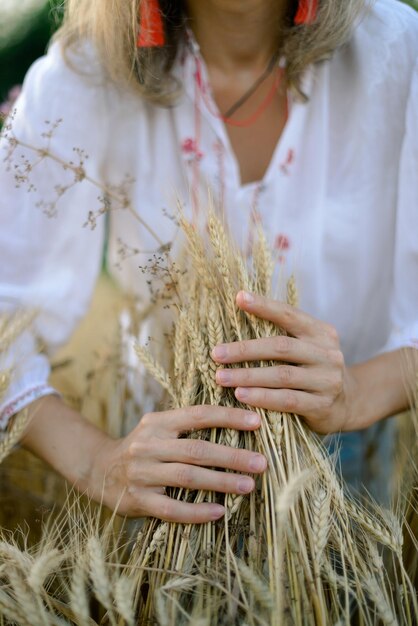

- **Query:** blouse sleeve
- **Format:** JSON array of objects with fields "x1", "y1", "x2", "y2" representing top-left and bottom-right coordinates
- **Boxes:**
[
  {"x1": 0, "y1": 42, "x2": 109, "y2": 427},
  {"x1": 383, "y1": 57, "x2": 418, "y2": 354}
]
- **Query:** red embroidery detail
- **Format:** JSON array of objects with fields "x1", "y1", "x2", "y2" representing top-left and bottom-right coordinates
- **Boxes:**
[
  {"x1": 182, "y1": 138, "x2": 196, "y2": 153},
  {"x1": 280, "y1": 148, "x2": 295, "y2": 175},
  {"x1": 275, "y1": 233, "x2": 291, "y2": 251},
  {"x1": 194, "y1": 68, "x2": 204, "y2": 89},
  {"x1": 181, "y1": 138, "x2": 203, "y2": 160},
  {"x1": 0, "y1": 385, "x2": 54, "y2": 424}
]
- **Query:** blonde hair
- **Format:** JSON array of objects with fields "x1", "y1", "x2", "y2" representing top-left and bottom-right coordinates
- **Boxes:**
[{"x1": 56, "y1": 0, "x2": 369, "y2": 105}]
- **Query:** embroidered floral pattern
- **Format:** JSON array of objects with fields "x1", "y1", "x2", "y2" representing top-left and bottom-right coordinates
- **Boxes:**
[
  {"x1": 280, "y1": 148, "x2": 295, "y2": 175},
  {"x1": 275, "y1": 233, "x2": 291, "y2": 251},
  {"x1": 181, "y1": 137, "x2": 203, "y2": 161},
  {"x1": 275, "y1": 233, "x2": 291, "y2": 264}
]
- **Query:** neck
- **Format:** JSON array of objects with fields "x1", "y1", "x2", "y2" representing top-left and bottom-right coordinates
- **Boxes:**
[{"x1": 185, "y1": 0, "x2": 289, "y2": 72}]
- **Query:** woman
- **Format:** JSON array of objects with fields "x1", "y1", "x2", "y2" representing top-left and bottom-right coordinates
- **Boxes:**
[{"x1": 0, "y1": 0, "x2": 417, "y2": 521}]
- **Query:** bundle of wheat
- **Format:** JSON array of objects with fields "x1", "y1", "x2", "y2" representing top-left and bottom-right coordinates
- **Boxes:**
[
  {"x1": 0, "y1": 212, "x2": 417, "y2": 626},
  {"x1": 131, "y1": 208, "x2": 417, "y2": 626}
]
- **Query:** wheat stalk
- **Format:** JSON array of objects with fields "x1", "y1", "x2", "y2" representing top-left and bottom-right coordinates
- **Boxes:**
[
  {"x1": 0, "y1": 409, "x2": 29, "y2": 464},
  {"x1": 134, "y1": 344, "x2": 178, "y2": 404},
  {"x1": 0, "y1": 369, "x2": 12, "y2": 403}
]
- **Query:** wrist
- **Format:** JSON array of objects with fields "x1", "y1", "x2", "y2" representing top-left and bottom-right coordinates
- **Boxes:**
[
  {"x1": 345, "y1": 350, "x2": 414, "y2": 431},
  {"x1": 85, "y1": 435, "x2": 121, "y2": 504},
  {"x1": 343, "y1": 366, "x2": 366, "y2": 431},
  {"x1": 21, "y1": 395, "x2": 118, "y2": 499}
]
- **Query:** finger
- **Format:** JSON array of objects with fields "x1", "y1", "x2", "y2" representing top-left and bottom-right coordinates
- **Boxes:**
[
  {"x1": 143, "y1": 405, "x2": 261, "y2": 437},
  {"x1": 216, "y1": 365, "x2": 336, "y2": 393},
  {"x1": 211, "y1": 336, "x2": 328, "y2": 366},
  {"x1": 152, "y1": 463, "x2": 256, "y2": 495},
  {"x1": 136, "y1": 491, "x2": 226, "y2": 523},
  {"x1": 156, "y1": 438, "x2": 267, "y2": 473},
  {"x1": 234, "y1": 386, "x2": 331, "y2": 417},
  {"x1": 236, "y1": 291, "x2": 338, "y2": 346}
]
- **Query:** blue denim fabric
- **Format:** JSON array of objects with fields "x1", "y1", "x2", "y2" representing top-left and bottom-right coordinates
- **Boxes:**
[{"x1": 325, "y1": 418, "x2": 396, "y2": 506}]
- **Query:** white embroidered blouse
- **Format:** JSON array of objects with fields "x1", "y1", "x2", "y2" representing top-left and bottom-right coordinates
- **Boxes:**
[{"x1": 0, "y1": 0, "x2": 417, "y2": 427}]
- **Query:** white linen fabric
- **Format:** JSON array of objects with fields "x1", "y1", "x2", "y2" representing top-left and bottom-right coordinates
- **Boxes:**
[{"x1": 0, "y1": 0, "x2": 417, "y2": 429}]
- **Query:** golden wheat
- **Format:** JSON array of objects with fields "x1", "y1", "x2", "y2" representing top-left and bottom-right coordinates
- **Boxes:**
[{"x1": 0, "y1": 207, "x2": 417, "y2": 626}]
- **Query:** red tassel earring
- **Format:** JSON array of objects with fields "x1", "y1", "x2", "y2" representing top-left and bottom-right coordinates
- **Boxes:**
[
  {"x1": 137, "y1": 0, "x2": 165, "y2": 47},
  {"x1": 294, "y1": 0, "x2": 318, "y2": 25}
]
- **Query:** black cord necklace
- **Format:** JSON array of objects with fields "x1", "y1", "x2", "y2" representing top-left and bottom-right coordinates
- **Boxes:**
[{"x1": 222, "y1": 53, "x2": 280, "y2": 119}]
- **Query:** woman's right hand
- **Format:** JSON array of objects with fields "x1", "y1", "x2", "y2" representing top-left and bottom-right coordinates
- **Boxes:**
[{"x1": 90, "y1": 405, "x2": 267, "y2": 523}]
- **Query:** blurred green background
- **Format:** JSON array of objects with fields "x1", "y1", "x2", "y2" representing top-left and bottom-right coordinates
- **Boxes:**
[
  {"x1": 0, "y1": 0, "x2": 63, "y2": 103},
  {"x1": 0, "y1": 0, "x2": 417, "y2": 105}
]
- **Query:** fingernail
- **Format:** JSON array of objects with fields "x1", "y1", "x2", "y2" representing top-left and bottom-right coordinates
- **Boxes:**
[
  {"x1": 212, "y1": 345, "x2": 227, "y2": 360},
  {"x1": 238, "y1": 477, "x2": 254, "y2": 493},
  {"x1": 242, "y1": 291, "x2": 255, "y2": 304},
  {"x1": 210, "y1": 505, "x2": 225, "y2": 520},
  {"x1": 244, "y1": 412, "x2": 260, "y2": 427},
  {"x1": 249, "y1": 455, "x2": 267, "y2": 472},
  {"x1": 216, "y1": 370, "x2": 231, "y2": 384},
  {"x1": 236, "y1": 387, "x2": 249, "y2": 400}
]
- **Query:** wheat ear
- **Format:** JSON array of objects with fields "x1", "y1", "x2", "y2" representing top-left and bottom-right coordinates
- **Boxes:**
[
  {"x1": 253, "y1": 226, "x2": 274, "y2": 296},
  {"x1": 207, "y1": 213, "x2": 239, "y2": 329},
  {"x1": 206, "y1": 299, "x2": 225, "y2": 404},
  {"x1": 363, "y1": 576, "x2": 397, "y2": 626},
  {"x1": 237, "y1": 561, "x2": 274, "y2": 609},
  {"x1": 27, "y1": 549, "x2": 66, "y2": 594},
  {"x1": 0, "y1": 588, "x2": 32, "y2": 626},
  {"x1": 286, "y1": 275, "x2": 299, "y2": 308},
  {"x1": 87, "y1": 535, "x2": 115, "y2": 620},
  {"x1": 114, "y1": 576, "x2": 135, "y2": 626},
  {"x1": 311, "y1": 489, "x2": 331, "y2": 562},
  {"x1": 135, "y1": 344, "x2": 178, "y2": 403},
  {"x1": 69, "y1": 555, "x2": 91, "y2": 625},
  {"x1": 0, "y1": 409, "x2": 29, "y2": 464}
]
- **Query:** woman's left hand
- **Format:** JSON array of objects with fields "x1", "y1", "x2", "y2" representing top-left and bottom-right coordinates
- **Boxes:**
[{"x1": 212, "y1": 291, "x2": 358, "y2": 435}]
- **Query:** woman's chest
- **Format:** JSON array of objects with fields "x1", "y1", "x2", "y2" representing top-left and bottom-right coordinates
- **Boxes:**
[
  {"x1": 105, "y1": 63, "x2": 403, "y2": 360},
  {"x1": 105, "y1": 107, "x2": 398, "y2": 296}
]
